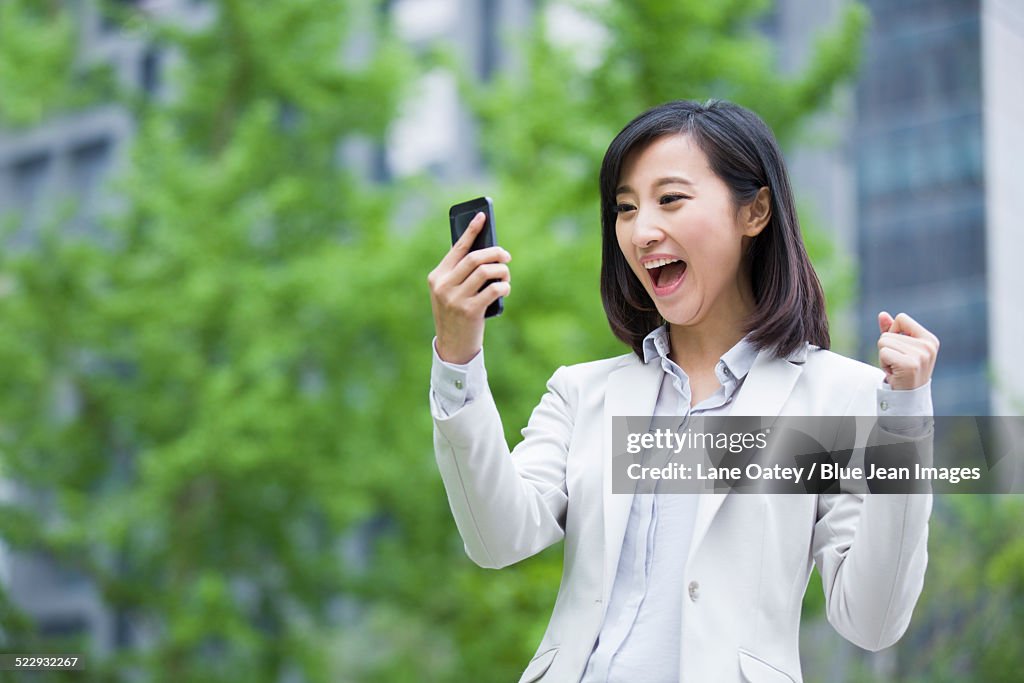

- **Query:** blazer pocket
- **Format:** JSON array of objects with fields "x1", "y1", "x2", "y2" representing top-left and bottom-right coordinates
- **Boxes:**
[
  {"x1": 738, "y1": 648, "x2": 796, "y2": 683},
  {"x1": 518, "y1": 646, "x2": 559, "y2": 683}
]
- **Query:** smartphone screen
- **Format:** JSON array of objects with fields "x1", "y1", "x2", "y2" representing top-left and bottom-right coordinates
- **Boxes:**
[{"x1": 449, "y1": 196, "x2": 503, "y2": 318}]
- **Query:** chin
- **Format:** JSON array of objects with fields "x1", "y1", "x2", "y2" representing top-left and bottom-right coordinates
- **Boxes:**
[{"x1": 653, "y1": 304, "x2": 701, "y2": 328}]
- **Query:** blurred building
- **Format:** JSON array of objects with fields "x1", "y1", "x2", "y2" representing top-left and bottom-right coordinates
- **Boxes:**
[
  {"x1": 979, "y1": 0, "x2": 1024, "y2": 416},
  {"x1": 769, "y1": 0, "x2": 861, "y2": 356},
  {"x1": 776, "y1": 0, "x2": 1022, "y2": 416},
  {"x1": 852, "y1": 0, "x2": 1023, "y2": 416}
]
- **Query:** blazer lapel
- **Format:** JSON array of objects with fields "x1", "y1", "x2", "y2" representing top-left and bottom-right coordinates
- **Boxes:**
[
  {"x1": 686, "y1": 349, "x2": 805, "y2": 568},
  {"x1": 602, "y1": 355, "x2": 661, "y2": 603}
]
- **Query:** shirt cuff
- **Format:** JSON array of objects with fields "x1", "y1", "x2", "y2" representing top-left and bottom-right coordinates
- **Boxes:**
[
  {"x1": 430, "y1": 337, "x2": 487, "y2": 417},
  {"x1": 877, "y1": 379, "x2": 933, "y2": 436}
]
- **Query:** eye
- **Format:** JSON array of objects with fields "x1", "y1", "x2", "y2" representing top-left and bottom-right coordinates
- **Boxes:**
[
  {"x1": 614, "y1": 202, "x2": 636, "y2": 214},
  {"x1": 659, "y1": 194, "x2": 690, "y2": 205}
]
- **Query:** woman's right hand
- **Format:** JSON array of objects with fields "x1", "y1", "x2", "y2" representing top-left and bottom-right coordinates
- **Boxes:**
[{"x1": 427, "y1": 211, "x2": 511, "y2": 364}]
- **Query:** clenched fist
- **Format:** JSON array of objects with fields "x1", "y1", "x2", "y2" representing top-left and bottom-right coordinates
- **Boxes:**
[{"x1": 876, "y1": 311, "x2": 939, "y2": 391}]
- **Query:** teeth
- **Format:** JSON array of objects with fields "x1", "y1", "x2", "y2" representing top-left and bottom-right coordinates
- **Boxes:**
[{"x1": 643, "y1": 257, "x2": 682, "y2": 270}]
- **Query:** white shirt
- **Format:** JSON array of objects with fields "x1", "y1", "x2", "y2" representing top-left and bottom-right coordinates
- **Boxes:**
[{"x1": 580, "y1": 325, "x2": 759, "y2": 683}]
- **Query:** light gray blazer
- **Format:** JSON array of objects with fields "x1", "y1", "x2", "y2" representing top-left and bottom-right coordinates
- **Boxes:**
[{"x1": 431, "y1": 345, "x2": 932, "y2": 683}]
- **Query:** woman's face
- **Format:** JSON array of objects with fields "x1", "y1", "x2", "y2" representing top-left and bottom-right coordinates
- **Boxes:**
[{"x1": 614, "y1": 133, "x2": 766, "y2": 332}]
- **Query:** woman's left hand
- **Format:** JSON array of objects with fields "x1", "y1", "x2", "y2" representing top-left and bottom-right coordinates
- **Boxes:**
[{"x1": 876, "y1": 311, "x2": 940, "y2": 390}]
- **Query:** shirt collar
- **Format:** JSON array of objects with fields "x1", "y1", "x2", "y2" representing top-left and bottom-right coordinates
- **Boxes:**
[
  {"x1": 641, "y1": 325, "x2": 673, "y2": 365},
  {"x1": 640, "y1": 324, "x2": 760, "y2": 382}
]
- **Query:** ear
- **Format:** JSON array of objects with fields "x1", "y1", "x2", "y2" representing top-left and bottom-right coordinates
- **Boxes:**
[{"x1": 741, "y1": 187, "x2": 771, "y2": 237}]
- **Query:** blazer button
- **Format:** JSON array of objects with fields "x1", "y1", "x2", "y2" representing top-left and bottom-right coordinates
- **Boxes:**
[{"x1": 688, "y1": 581, "x2": 700, "y2": 602}]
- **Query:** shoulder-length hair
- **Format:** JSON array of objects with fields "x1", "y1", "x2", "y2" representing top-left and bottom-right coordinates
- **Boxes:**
[{"x1": 598, "y1": 99, "x2": 829, "y2": 360}]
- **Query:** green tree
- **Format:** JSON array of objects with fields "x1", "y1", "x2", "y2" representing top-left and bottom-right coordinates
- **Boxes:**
[
  {"x1": 1, "y1": 1, "x2": 416, "y2": 681},
  {"x1": 0, "y1": 1, "x2": 887, "y2": 682},
  {"x1": 0, "y1": 0, "x2": 77, "y2": 126},
  {"x1": 894, "y1": 495, "x2": 1024, "y2": 683}
]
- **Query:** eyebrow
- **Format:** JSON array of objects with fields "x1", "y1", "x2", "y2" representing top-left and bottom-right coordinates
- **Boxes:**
[{"x1": 615, "y1": 176, "x2": 695, "y2": 195}]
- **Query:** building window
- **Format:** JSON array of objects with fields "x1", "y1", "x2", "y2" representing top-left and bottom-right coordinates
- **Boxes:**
[
  {"x1": 479, "y1": 0, "x2": 499, "y2": 80},
  {"x1": 10, "y1": 152, "x2": 53, "y2": 238},
  {"x1": 38, "y1": 614, "x2": 89, "y2": 639},
  {"x1": 140, "y1": 48, "x2": 161, "y2": 96},
  {"x1": 391, "y1": 0, "x2": 456, "y2": 43},
  {"x1": 386, "y1": 70, "x2": 459, "y2": 177},
  {"x1": 100, "y1": 0, "x2": 141, "y2": 34},
  {"x1": 69, "y1": 137, "x2": 114, "y2": 234}
]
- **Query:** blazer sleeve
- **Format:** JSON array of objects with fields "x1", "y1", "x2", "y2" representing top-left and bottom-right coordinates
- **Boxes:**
[
  {"x1": 431, "y1": 365, "x2": 574, "y2": 569},
  {"x1": 811, "y1": 373, "x2": 934, "y2": 651}
]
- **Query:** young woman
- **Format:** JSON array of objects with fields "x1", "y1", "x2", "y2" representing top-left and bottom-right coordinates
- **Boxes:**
[{"x1": 426, "y1": 100, "x2": 938, "y2": 683}]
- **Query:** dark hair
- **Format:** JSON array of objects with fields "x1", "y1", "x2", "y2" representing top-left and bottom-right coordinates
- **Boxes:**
[{"x1": 598, "y1": 99, "x2": 829, "y2": 360}]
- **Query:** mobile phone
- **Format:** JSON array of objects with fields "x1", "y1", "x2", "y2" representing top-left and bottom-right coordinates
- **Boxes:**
[{"x1": 449, "y1": 196, "x2": 504, "y2": 318}]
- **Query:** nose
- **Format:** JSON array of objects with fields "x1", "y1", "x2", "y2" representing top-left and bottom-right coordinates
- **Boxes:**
[{"x1": 630, "y1": 207, "x2": 664, "y2": 248}]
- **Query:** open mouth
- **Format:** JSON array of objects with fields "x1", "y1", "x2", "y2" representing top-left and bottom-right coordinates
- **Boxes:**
[{"x1": 644, "y1": 257, "x2": 687, "y2": 294}]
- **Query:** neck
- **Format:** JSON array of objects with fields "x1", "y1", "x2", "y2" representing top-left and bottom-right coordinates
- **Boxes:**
[
  {"x1": 666, "y1": 283, "x2": 755, "y2": 375},
  {"x1": 667, "y1": 319, "x2": 747, "y2": 375},
  {"x1": 667, "y1": 270, "x2": 757, "y2": 374}
]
